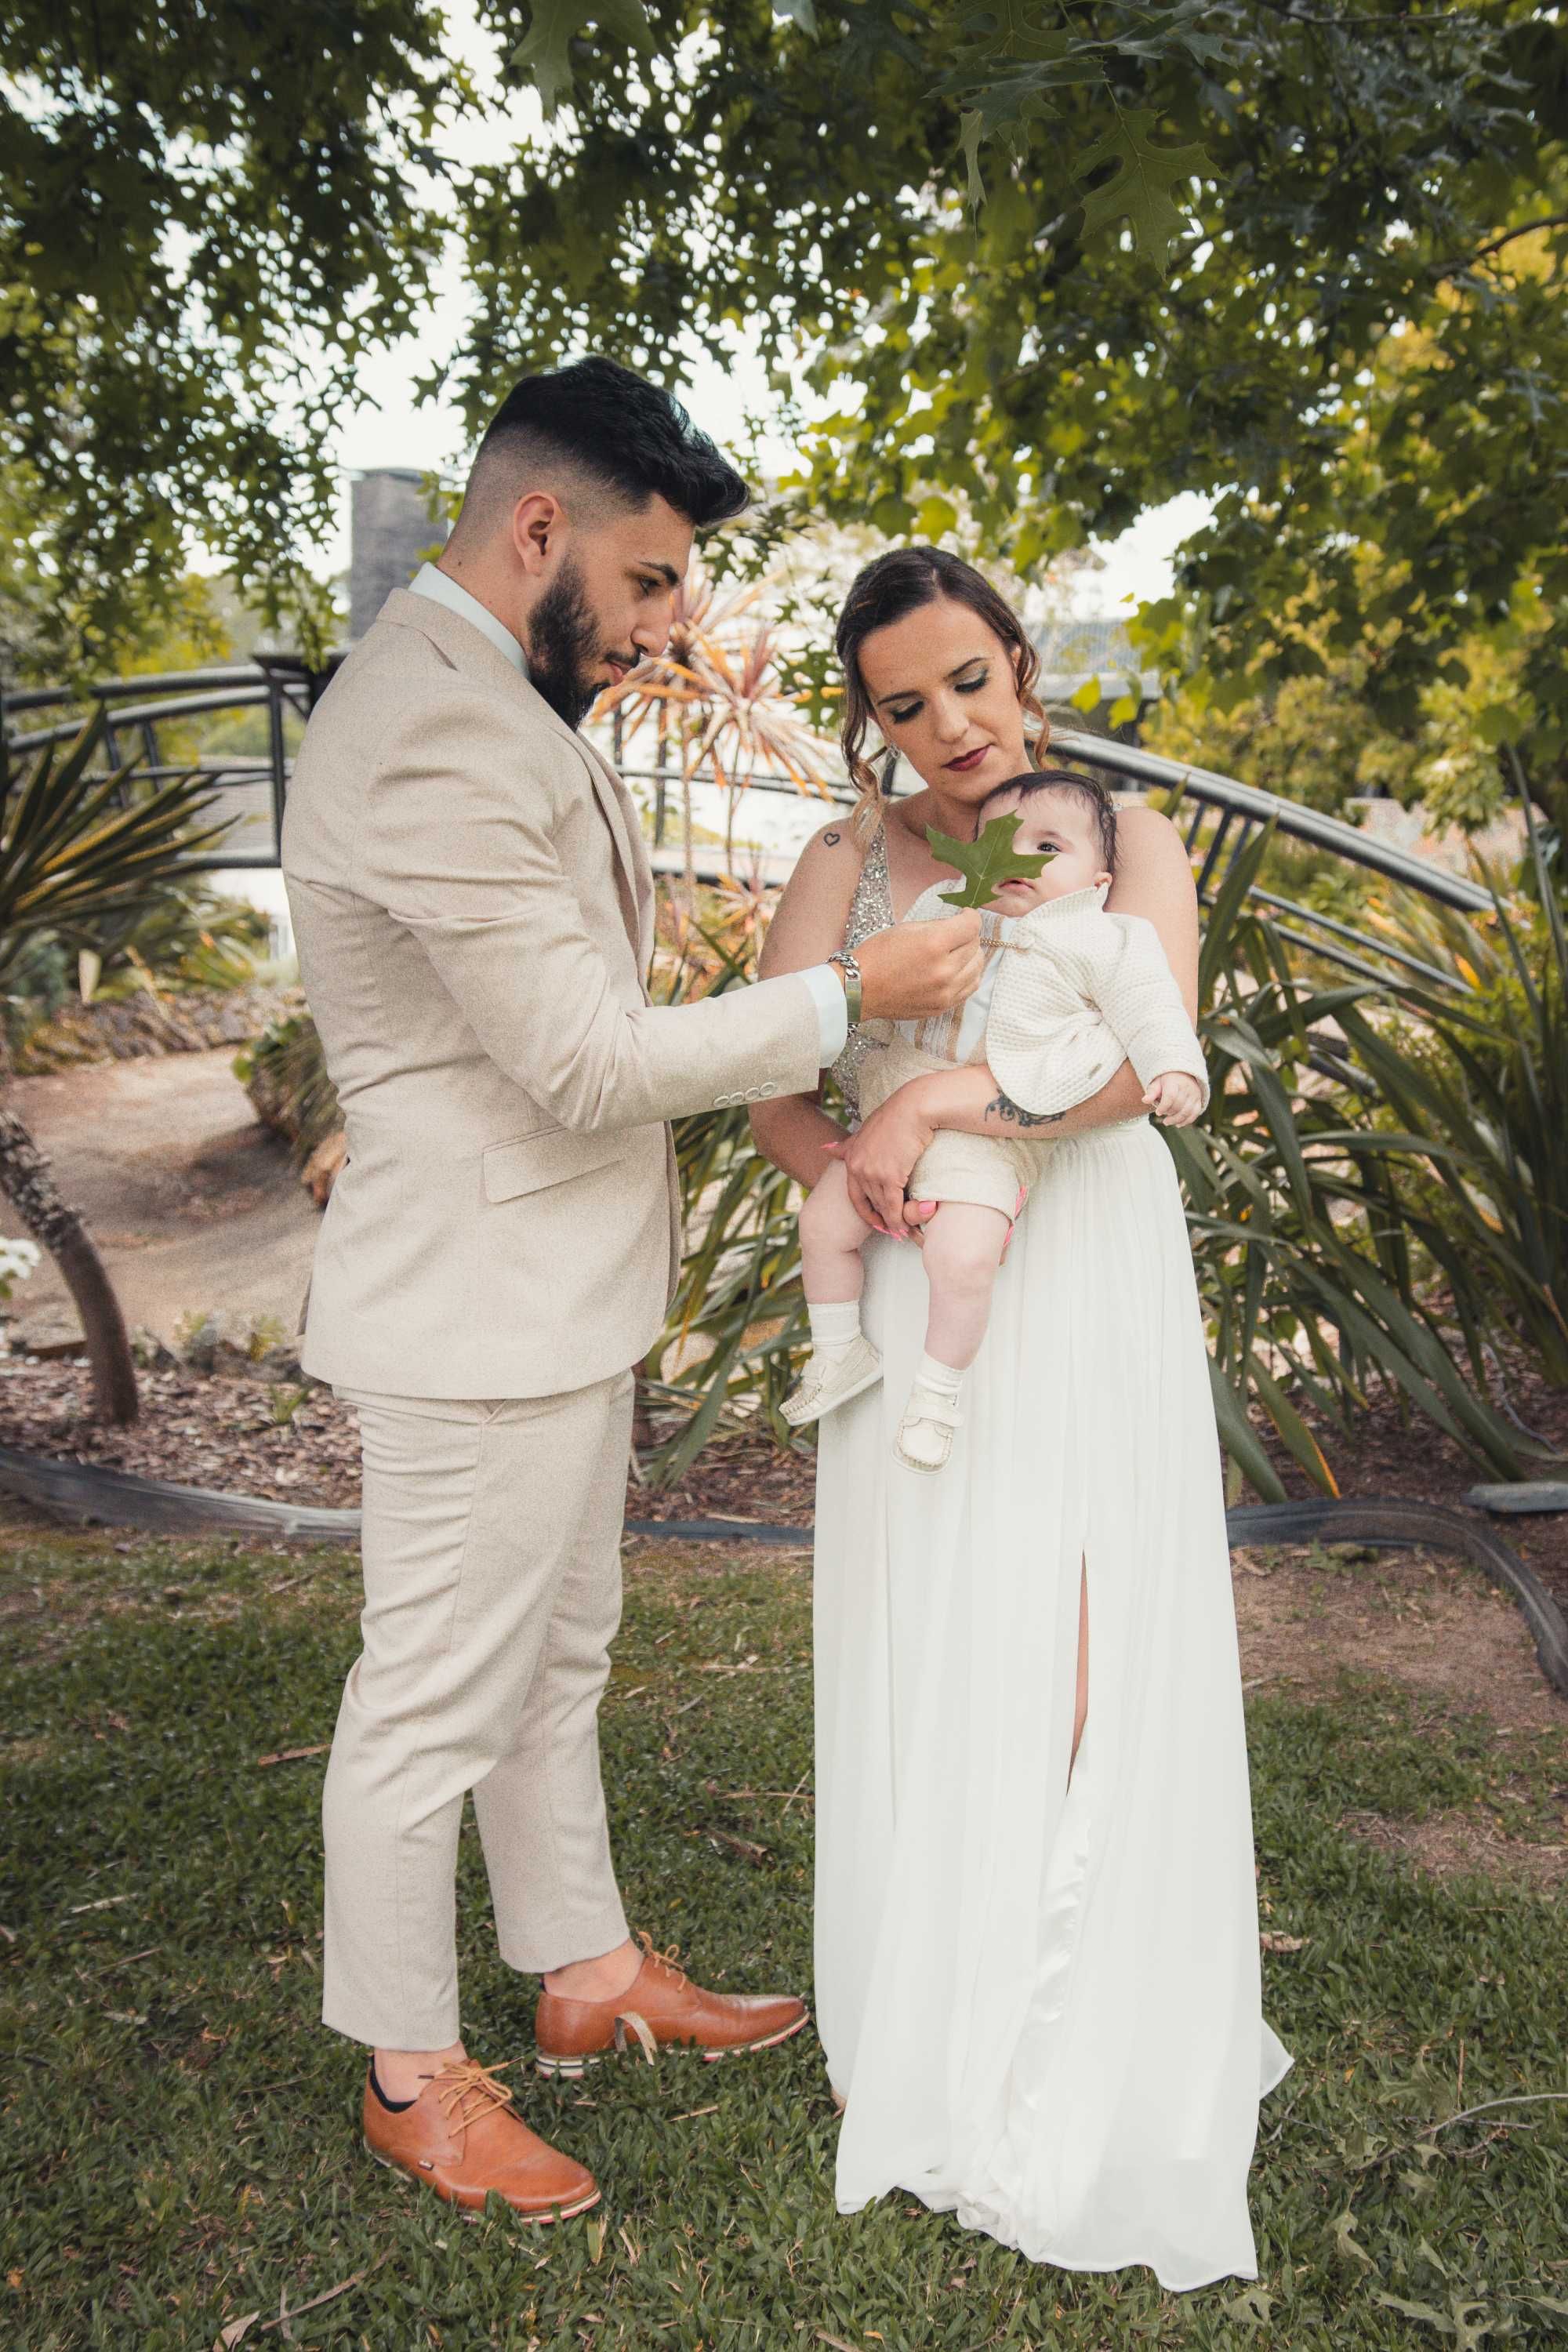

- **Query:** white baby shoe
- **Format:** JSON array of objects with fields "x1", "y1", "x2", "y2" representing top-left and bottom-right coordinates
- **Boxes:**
[
  {"x1": 893, "y1": 1377, "x2": 964, "y2": 1472},
  {"x1": 780, "y1": 1334, "x2": 883, "y2": 1427}
]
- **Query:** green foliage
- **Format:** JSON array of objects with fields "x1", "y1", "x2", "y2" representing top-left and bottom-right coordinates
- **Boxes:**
[
  {"x1": 510, "y1": 0, "x2": 654, "y2": 114},
  {"x1": 234, "y1": 1013, "x2": 343, "y2": 1168},
  {"x1": 2, "y1": 1523, "x2": 1566, "y2": 2347},
  {"x1": 78, "y1": 882, "x2": 270, "y2": 996},
  {"x1": 649, "y1": 829, "x2": 1550, "y2": 1497},
  {"x1": 1072, "y1": 104, "x2": 1208, "y2": 257},
  {"x1": 13, "y1": 0, "x2": 1566, "y2": 799},
  {"x1": 0, "y1": 708, "x2": 227, "y2": 992},
  {"x1": 1145, "y1": 527, "x2": 1559, "y2": 840},
  {"x1": 1325, "y1": 796, "x2": 1568, "y2": 1387},
  {"x1": 2, "y1": 2, "x2": 447, "y2": 672},
  {"x1": 459, "y1": 0, "x2": 1568, "y2": 811},
  {"x1": 927, "y1": 810, "x2": 1050, "y2": 906}
]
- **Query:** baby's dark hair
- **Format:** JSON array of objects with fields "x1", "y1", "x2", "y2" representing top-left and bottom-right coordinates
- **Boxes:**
[{"x1": 976, "y1": 767, "x2": 1117, "y2": 872}]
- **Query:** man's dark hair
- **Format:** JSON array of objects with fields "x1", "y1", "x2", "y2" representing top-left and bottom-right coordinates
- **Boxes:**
[
  {"x1": 977, "y1": 767, "x2": 1118, "y2": 872},
  {"x1": 469, "y1": 356, "x2": 749, "y2": 530}
]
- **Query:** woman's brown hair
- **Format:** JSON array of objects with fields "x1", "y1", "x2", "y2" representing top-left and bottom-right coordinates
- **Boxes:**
[{"x1": 833, "y1": 546, "x2": 1049, "y2": 841}]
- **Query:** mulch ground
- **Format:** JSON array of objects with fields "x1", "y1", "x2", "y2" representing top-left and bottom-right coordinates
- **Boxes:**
[
  {"x1": 0, "y1": 1355, "x2": 822, "y2": 1529},
  {"x1": 6, "y1": 981, "x2": 297, "y2": 1076},
  {"x1": 1, "y1": 1340, "x2": 1564, "y2": 1619},
  {"x1": 1254, "y1": 1342, "x2": 1568, "y2": 1618}
]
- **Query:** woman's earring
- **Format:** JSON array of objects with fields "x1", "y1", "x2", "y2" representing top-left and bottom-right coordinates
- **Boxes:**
[{"x1": 879, "y1": 746, "x2": 899, "y2": 797}]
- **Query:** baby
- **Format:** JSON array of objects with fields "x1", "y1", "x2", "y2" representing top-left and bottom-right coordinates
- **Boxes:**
[{"x1": 782, "y1": 771, "x2": 1209, "y2": 1471}]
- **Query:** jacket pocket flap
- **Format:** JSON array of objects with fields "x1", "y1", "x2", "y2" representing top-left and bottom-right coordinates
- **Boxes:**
[{"x1": 482, "y1": 1127, "x2": 625, "y2": 1203}]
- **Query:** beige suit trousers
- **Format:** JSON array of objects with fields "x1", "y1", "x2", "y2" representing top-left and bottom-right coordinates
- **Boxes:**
[{"x1": 321, "y1": 1372, "x2": 635, "y2": 2049}]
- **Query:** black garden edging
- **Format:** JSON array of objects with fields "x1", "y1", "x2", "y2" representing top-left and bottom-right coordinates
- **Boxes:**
[{"x1": 1, "y1": 1443, "x2": 1564, "y2": 1700}]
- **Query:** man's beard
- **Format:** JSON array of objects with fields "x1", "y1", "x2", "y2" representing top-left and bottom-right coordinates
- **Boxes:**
[{"x1": 525, "y1": 557, "x2": 604, "y2": 731}]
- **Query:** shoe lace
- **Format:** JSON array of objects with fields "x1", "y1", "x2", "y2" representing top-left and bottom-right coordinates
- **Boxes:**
[
  {"x1": 431, "y1": 2056, "x2": 515, "y2": 2131},
  {"x1": 635, "y1": 1927, "x2": 689, "y2": 1987}
]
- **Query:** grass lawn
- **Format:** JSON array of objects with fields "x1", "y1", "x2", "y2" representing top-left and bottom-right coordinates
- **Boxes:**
[{"x1": 2, "y1": 1512, "x2": 1565, "y2": 2351}]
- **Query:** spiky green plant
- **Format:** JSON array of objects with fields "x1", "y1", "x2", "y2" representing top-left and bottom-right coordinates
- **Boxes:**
[
  {"x1": 644, "y1": 829, "x2": 1548, "y2": 1500},
  {"x1": 0, "y1": 707, "x2": 227, "y2": 1422},
  {"x1": 234, "y1": 1012, "x2": 341, "y2": 1167},
  {"x1": 0, "y1": 707, "x2": 227, "y2": 986},
  {"x1": 1319, "y1": 782, "x2": 1568, "y2": 1388}
]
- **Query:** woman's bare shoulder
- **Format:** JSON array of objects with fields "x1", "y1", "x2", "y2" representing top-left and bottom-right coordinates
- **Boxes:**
[
  {"x1": 760, "y1": 811, "x2": 866, "y2": 976},
  {"x1": 1108, "y1": 800, "x2": 1195, "y2": 907}
]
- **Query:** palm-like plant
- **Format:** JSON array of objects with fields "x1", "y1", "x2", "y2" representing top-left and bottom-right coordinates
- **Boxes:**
[
  {"x1": 641, "y1": 820, "x2": 1551, "y2": 1500},
  {"x1": 1169, "y1": 818, "x2": 1543, "y2": 1497},
  {"x1": 597, "y1": 561, "x2": 836, "y2": 877},
  {"x1": 0, "y1": 708, "x2": 226, "y2": 1421},
  {"x1": 1311, "y1": 782, "x2": 1568, "y2": 1388}
]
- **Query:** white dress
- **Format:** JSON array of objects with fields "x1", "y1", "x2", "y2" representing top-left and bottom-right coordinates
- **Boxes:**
[{"x1": 814, "y1": 826, "x2": 1294, "y2": 2293}]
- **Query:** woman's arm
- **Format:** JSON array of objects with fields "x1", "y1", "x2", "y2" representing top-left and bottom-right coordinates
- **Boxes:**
[
  {"x1": 748, "y1": 820, "x2": 864, "y2": 1192},
  {"x1": 834, "y1": 807, "x2": 1201, "y2": 1228}
]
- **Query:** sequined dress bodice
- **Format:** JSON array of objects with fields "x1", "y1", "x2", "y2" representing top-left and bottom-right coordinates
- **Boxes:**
[{"x1": 829, "y1": 820, "x2": 895, "y2": 1114}]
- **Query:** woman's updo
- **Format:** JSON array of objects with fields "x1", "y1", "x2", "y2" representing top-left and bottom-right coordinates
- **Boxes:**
[{"x1": 834, "y1": 546, "x2": 1049, "y2": 841}]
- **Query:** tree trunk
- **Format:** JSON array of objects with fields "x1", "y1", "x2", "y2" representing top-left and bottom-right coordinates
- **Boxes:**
[{"x1": 0, "y1": 1106, "x2": 139, "y2": 1424}]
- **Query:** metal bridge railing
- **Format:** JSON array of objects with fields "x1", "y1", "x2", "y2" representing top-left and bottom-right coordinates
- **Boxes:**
[{"x1": 2, "y1": 666, "x2": 1497, "y2": 993}]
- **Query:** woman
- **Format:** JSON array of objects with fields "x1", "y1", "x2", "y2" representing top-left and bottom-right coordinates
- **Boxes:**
[{"x1": 750, "y1": 548, "x2": 1293, "y2": 2293}]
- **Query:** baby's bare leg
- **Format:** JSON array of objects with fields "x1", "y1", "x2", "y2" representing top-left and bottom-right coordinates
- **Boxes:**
[
  {"x1": 782, "y1": 1162, "x2": 884, "y2": 1428},
  {"x1": 919, "y1": 1201, "x2": 1011, "y2": 1370},
  {"x1": 799, "y1": 1160, "x2": 872, "y2": 1305}
]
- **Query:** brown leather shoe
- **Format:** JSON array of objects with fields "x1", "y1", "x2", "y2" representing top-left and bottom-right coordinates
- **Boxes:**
[
  {"x1": 533, "y1": 1933, "x2": 809, "y2": 2078},
  {"x1": 362, "y1": 2056, "x2": 600, "y2": 2222}
]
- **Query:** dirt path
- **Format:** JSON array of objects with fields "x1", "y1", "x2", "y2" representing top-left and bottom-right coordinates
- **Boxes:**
[
  {"x1": 0, "y1": 1049, "x2": 319, "y2": 1349},
  {"x1": 1229, "y1": 1535, "x2": 1567, "y2": 1889}
]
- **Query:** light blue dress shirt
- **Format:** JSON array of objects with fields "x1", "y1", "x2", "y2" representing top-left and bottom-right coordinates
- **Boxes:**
[{"x1": 405, "y1": 563, "x2": 848, "y2": 1066}]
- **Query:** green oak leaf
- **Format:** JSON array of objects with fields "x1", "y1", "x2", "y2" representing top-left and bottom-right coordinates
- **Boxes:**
[
  {"x1": 927, "y1": 811, "x2": 1052, "y2": 909},
  {"x1": 1074, "y1": 108, "x2": 1208, "y2": 271},
  {"x1": 511, "y1": 0, "x2": 654, "y2": 118}
]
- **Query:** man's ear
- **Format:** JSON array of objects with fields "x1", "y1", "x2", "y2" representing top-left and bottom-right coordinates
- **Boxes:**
[{"x1": 510, "y1": 490, "x2": 564, "y2": 576}]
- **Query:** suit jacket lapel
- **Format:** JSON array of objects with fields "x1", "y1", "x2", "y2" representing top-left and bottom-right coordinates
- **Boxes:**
[{"x1": 575, "y1": 729, "x2": 655, "y2": 971}]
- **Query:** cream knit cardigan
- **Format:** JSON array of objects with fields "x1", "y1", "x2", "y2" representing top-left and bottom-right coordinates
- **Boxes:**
[{"x1": 898, "y1": 877, "x2": 1209, "y2": 1119}]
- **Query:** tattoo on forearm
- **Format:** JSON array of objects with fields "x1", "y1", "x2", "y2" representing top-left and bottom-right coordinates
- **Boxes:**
[{"x1": 985, "y1": 1090, "x2": 1065, "y2": 1131}]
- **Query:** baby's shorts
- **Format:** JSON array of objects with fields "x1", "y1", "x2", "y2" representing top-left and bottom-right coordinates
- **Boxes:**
[{"x1": 857, "y1": 1035, "x2": 1035, "y2": 1222}]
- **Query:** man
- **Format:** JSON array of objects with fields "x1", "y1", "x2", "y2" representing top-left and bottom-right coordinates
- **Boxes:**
[{"x1": 281, "y1": 356, "x2": 984, "y2": 2222}]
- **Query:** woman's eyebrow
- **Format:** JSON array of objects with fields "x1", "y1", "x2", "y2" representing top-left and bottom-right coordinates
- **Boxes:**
[{"x1": 874, "y1": 655, "x2": 990, "y2": 710}]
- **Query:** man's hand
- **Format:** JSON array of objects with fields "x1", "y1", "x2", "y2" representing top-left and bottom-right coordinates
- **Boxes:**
[
  {"x1": 853, "y1": 913, "x2": 985, "y2": 1022},
  {"x1": 824, "y1": 1077, "x2": 940, "y2": 1234},
  {"x1": 1142, "y1": 1070, "x2": 1203, "y2": 1127}
]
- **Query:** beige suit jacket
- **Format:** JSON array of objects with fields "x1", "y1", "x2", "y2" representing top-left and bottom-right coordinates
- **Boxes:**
[{"x1": 281, "y1": 588, "x2": 822, "y2": 1397}]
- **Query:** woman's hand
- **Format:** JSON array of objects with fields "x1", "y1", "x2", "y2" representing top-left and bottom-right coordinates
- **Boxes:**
[{"x1": 825, "y1": 1077, "x2": 941, "y2": 1234}]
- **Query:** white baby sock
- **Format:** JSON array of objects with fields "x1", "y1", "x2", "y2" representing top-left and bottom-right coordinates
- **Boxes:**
[
  {"x1": 809, "y1": 1301, "x2": 862, "y2": 1360},
  {"x1": 914, "y1": 1351, "x2": 963, "y2": 1398}
]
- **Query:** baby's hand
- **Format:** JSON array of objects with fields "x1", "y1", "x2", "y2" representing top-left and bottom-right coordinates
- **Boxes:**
[{"x1": 1143, "y1": 1070, "x2": 1203, "y2": 1127}]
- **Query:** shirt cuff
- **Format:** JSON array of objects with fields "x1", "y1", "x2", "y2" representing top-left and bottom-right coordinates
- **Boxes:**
[{"x1": 800, "y1": 961, "x2": 850, "y2": 1066}]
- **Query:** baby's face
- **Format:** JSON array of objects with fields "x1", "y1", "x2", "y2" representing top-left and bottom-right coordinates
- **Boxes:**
[{"x1": 984, "y1": 791, "x2": 1112, "y2": 909}]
